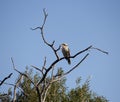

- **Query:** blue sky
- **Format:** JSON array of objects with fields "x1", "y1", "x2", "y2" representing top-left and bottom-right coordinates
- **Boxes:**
[{"x1": 0, "y1": 0, "x2": 120, "y2": 101}]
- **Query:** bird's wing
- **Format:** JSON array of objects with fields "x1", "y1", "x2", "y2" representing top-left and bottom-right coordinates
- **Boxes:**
[{"x1": 67, "y1": 48, "x2": 70, "y2": 57}]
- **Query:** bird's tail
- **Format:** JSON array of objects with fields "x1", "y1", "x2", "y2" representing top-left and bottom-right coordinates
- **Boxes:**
[{"x1": 67, "y1": 59, "x2": 71, "y2": 64}]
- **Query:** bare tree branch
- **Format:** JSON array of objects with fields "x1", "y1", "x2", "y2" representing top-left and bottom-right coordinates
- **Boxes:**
[
  {"x1": 31, "y1": 9, "x2": 60, "y2": 60},
  {"x1": 42, "y1": 57, "x2": 47, "y2": 71},
  {"x1": 0, "y1": 81, "x2": 15, "y2": 87},
  {"x1": 42, "y1": 8, "x2": 48, "y2": 28},
  {"x1": 71, "y1": 45, "x2": 92, "y2": 58},
  {"x1": 11, "y1": 57, "x2": 35, "y2": 86},
  {"x1": 30, "y1": 27, "x2": 41, "y2": 30},
  {"x1": 64, "y1": 53, "x2": 89, "y2": 76},
  {"x1": 51, "y1": 66, "x2": 55, "y2": 80},
  {"x1": 31, "y1": 65, "x2": 44, "y2": 76},
  {"x1": 42, "y1": 83, "x2": 51, "y2": 102},
  {"x1": 0, "y1": 73, "x2": 13, "y2": 86},
  {"x1": 54, "y1": 53, "x2": 89, "y2": 78},
  {"x1": 0, "y1": 80, "x2": 28, "y2": 97},
  {"x1": 13, "y1": 75, "x2": 23, "y2": 102},
  {"x1": 56, "y1": 45, "x2": 61, "y2": 52},
  {"x1": 35, "y1": 86, "x2": 41, "y2": 102},
  {"x1": 40, "y1": 53, "x2": 89, "y2": 100},
  {"x1": 36, "y1": 45, "x2": 92, "y2": 86},
  {"x1": 91, "y1": 47, "x2": 108, "y2": 55},
  {"x1": 11, "y1": 58, "x2": 42, "y2": 101}
]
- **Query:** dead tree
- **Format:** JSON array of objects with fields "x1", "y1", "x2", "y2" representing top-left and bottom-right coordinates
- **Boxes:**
[{"x1": 10, "y1": 9, "x2": 108, "y2": 102}]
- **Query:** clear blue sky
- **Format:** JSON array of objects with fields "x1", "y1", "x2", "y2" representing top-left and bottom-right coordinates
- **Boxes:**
[{"x1": 0, "y1": 0, "x2": 120, "y2": 101}]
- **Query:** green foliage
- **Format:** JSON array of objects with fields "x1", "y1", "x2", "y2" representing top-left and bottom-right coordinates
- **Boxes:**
[
  {"x1": 67, "y1": 77, "x2": 108, "y2": 102},
  {"x1": 16, "y1": 68, "x2": 39, "y2": 102},
  {"x1": 45, "y1": 77, "x2": 67, "y2": 102},
  {"x1": 4, "y1": 68, "x2": 108, "y2": 102}
]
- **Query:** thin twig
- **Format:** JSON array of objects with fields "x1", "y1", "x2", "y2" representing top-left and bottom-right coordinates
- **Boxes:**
[
  {"x1": 54, "y1": 53, "x2": 89, "y2": 78},
  {"x1": 11, "y1": 57, "x2": 35, "y2": 86},
  {"x1": 31, "y1": 65, "x2": 44, "y2": 75},
  {"x1": 42, "y1": 8, "x2": 48, "y2": 29},
  {"x1": 42, "y1": 57, "x2": 47, "y2": 71},
  {"x1": 64, "y1": 53, "x2": 89, "y2": 76},
  {"x1": 0, "y1": 80, "x2": 28, "y2": 97},
  {"x1": 71, "y1": 45, "x2": 92, "y2": 58},
  {"x1": 30, "y1": 27, "x2": 41, "y2": 30},
  {"x1": 40, "y1": 28, "x2": 60, "y2": 59},
  {"x1": 51, "y1": 66, "x2": 55, "y2": 80},
  {"x1": 56, "y1": 45, "x2": 61, "y2": 52},
  {"x1": 0, "y1": 73, "x2": 13, "y2": 86},
  {"x1": 91, "y1": 47, "x2": 108, "y2": 55}
]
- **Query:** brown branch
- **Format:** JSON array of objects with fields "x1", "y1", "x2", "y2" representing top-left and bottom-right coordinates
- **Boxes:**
[
  {"x1": 91, "y1": 47, "x2": 108, "y2": 55},
  {"x1": 54, "y1": 53, "x2": 89, "y2": 79},
  {"x1": 41, "y1": 67, "x2": 55, "y2": 101},
  {"x1": 41, "y1": 53, "x2": 89, "y2": 99},
  {"x1": 51, "y1": 66, "x2": 55, "y2": 79},
  {"x1": 31, "y1": 9, "x2": 60, "y2": 59},
  {"x1": 0, "y1": 81, "x2": 15, "y2": 87},
  {"x1": 37, "y1": 45, "x2": 107, "y2": 86},
  {"x1": 42, "y1": 8, "x2": 48, "y2": 29},
  {"x1": 37, "y1": 45, "x2": 92, "y2": 86},
  {"x1": 40, "y1": 27, "x2": 60, "y2": 59},
  {"x1": 11, "y1": 57, "x2": 35, "y2": 86},
  {"x1": 30, "y1": 27, "x2": 41, "y2": 30},
  {"x1": 64, "y1": 53, "x2": 89, "y2": 76},
  {"x1": 40, "y1": 66, "x2": 55, "y2": 102},
  {"x1": 36, "y1": 86, "x2": 41, "y2": 102},
  {"x1": 42, "y1": 83, "x2": 51, "y2": 102},
  {"x1": 50, "y1": 46, "x2": 108, "y2": 81},
  {"x1": 31, "y1": 65, "x2": 44, "y2": 76},
  {"x1": 0, "y1": 73, "x2": 13, "y2": 86},
  {"x1": 71, "y1": 45, "x2": 92, "y2": 58},
  {"x1": 42, "y1": 68, "x2": 57, "y2": 102},
  {"x1": 11, "y1": 58, "x2": 41, "y2": 101},
  {"x1": 13, "y1": 75, "x2": 23, "y2": 102},
  {"x1": 0, "y1": 81, "x2": 28, "y2": 97},
  {"x1": 42, "y1": 57, "x2": 47, "y2": 71},
  {"x1": 56, "y1": 45, "x2": 61, "y2": 52}
]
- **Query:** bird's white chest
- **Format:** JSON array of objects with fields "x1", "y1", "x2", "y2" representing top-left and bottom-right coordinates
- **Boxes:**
[{"x1": 62, "y1": 46, "x2": 69, "y2": 52}]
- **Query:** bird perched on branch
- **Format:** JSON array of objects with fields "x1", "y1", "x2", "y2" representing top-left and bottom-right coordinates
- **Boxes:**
[{"x1": 61, "y1": 43, "x2": 71, "y2": 64}]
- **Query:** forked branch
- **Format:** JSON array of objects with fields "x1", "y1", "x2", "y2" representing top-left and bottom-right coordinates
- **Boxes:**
[
  {"x1": 12, "y1": 8, "x2": 108, "y2": 102},
  {"x1": 31, "y1": 9, "x2": 60, "y2": 59},
  {"x1": 11, "y1": 57, "x2": 35, "y2": 86},
  {"x1": 54, "y1": 53, "x2": 89, "y2": 78}
]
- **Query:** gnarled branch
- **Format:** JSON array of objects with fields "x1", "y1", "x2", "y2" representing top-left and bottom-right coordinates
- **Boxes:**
[
  {"x1": 36, "y1": 45, "x2": 92, "y2": 86},
  {"x1": 31, "y1": 9, "x2": 60, "y2": 60}
]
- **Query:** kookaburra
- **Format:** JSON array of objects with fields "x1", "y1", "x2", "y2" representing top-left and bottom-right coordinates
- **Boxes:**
[{"x1": 61, "y1": 43, "x2": 71, "y2": 64}]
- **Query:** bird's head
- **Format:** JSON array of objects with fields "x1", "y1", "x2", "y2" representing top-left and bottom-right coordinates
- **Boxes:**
[{"x1": 61, "y1": 43, "x2": 68, "y2": 47}]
